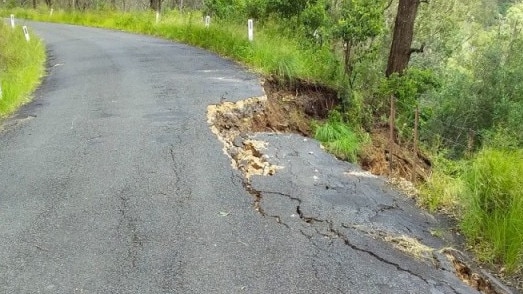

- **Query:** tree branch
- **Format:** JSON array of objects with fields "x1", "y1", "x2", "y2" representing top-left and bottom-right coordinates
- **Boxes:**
[{"x1": 384, "y1": 0, "x2": 394, "y2": 11}]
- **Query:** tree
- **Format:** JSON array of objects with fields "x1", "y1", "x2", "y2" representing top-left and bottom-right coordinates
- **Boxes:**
[
  {"x1": 150, "y1": 0, "x2": 161, "y2": 11},
  {"x1": 386, "y1": 0, "x2": 423, "y2": 77},
  {"x1": 333, "y1": 0, "x2": 384, "y2": 82}
]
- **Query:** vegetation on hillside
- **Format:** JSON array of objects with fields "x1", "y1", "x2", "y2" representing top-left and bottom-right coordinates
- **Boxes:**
[{"x1": 1, "y1": 0, "x2": 522, "y2": 276}]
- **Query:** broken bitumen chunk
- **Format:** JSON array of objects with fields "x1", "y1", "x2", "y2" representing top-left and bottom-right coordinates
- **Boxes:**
[{"x1": 207, "y1": 97, "x2": 282, "y2": 179}]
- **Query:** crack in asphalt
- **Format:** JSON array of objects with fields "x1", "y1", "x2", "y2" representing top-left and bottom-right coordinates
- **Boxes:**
[
  {"x1": 117, "y1": 187, "x2": 143, "y2": 269},
  {"x1": 247, "y1": 186, "x2": 434, "y2": 284},
  {"x1": 169, "y1": 142, "x2": 193, "y2": 205},
  {"x1": 325, "y1": 222, "x2": 430, "y2": 284},
  {"x1": 206, "y1": 100, "x2": 513, "y2": 294},
  {"x1": 206, "y1": 108, "x2": 438, "y2": 286}
]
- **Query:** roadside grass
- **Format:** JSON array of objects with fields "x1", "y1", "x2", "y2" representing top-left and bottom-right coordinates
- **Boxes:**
[
  {"x1": 419, "y1": 155, "x2": 465, "y2": 213},
  {"x1": 422, "y1": 147, "x2": 523, "y2": 274},
  {"x1": 460, "y1": 148, "x2": 523, "y2": 273},
  {"x1": 313, "y1": 111, "x2": 364, "y2": 163},
  {"x1": 0, "y1": 21, "x2": 45, "y2": 116}
]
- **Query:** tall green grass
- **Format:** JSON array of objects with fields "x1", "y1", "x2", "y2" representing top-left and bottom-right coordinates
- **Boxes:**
[
  {"x1": 313, "y1": 111, "x2": 364, "y2": 162},
  {"x1": 0, "y1": 21, "x2": 45, "y2": 116},
  {"x1": 419, "y1": 155, "x2": 465, "y2": 212},
  {"x1": 422, "y1": 147, "x2": 523, "y2": 273},
  {"x1": 460, "y1": 148, "x2": 523, "y2": 273}
]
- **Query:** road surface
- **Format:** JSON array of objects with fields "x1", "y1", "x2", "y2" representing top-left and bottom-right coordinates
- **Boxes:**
[{"x1": 0, "y1": 22, "x2": 494, "y2": 293}]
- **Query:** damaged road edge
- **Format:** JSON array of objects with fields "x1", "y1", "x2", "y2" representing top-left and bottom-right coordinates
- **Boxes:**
[
  {"x1": 207, "y1": 96, "x2": 282, "y2": 180},
  {"x1": 206, "y1": 96, "x2": 515, "y2": 294}
]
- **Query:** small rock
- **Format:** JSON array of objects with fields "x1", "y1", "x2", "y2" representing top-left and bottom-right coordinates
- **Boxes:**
[
  {"x1": 229, "y1": 147, "x2": 240, "y2": 159},
  {"x1": 232, "y1": 136, "x2": 244, "y2": 148}
]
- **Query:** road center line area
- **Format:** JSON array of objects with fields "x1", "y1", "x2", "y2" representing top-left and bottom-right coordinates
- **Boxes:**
[{"x1": 0, "y1": 22, "x2": 511, "y2": 293}]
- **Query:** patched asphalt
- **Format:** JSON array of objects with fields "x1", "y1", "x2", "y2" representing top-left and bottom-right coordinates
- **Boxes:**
[{"x1": 0, "y1": 21, "x2": 504, "y2": 293}]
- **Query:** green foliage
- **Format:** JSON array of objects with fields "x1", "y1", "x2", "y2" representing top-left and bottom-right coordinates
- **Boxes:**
[
  {"x1": 244, "y1": 0, "x2": 267, "y2": 19},
  {"x1": 265, "y1": 0, "x2": 309, "y2": 19},
  {"x1": 419, "y1": 153, "x2": 466, "y2": 212},
  {"x1": 460, "y1": 148, "x2": 523, "y2": 272},
  {"x1": 332, "y1": 0, "x2": 384, "y2": 43},
  {"x1": 0, "y1": 21, "x2": 45, "y2": 116},
  {"x1": 381, "y1": 68, "x2": 439, "y2": 110},
  {"x1": 379, "y1": 68, "x2": 439, "y2": 139},
  {"x1": 300, "y1": 0, "x2": 329, "y2": 38},
  {"x1": 314, "y1": 111, "x2": 364, "y2": 162},
  {"x1": 425, "y1": 18, "x2": 523, "y2": 154},
  {"x1": 203, "y1": 0, "x2": 245, "y2": 19}
]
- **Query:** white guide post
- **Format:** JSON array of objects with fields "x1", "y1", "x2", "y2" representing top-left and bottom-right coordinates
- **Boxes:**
[
  {"x1": 156, "y1": 11, "x2": 160, "y2": 24},
  {"x1": 204, "y1": 15, "x2": 210, "y2": 28},
  {"x1": 22, "y1": 26, "x2": 30, "y2": 42},
  {"x1": 50, "y1": 8, "x2": 54, "y2": 16},
  {"x1": 10, "y1": 14, "x2": 15, "y2": 28},
  {"x1": 248, "y1": 19, "x2": 254, "y2": 42}
]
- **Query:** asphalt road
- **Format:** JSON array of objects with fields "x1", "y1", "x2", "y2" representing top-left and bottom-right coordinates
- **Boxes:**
[{"x1": 0, "y1": 22, "x2": 490, "y2": 293}]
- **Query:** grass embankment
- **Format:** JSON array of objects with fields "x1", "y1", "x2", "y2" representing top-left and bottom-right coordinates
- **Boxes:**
[
  {"x1": 422, "y1": 149, "x2": 523, "y2": 274},
  {"x1": 0, "y1": 20, "x2": 45, "y2": 116},
  {"x1": 3, "y1": 8, "x2": 339, "y2": 86},
  {"x1": 3, "y1": 8, "x2": 521, "y2": 276}
]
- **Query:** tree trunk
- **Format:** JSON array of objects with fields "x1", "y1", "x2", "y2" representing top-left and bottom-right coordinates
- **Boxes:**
[
  {"x1": 386, "y1": 0, "x2": 420, "y2": 77},
  {"x1": 150, "y1": 0, "x2": 161, "y2": 11}
]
